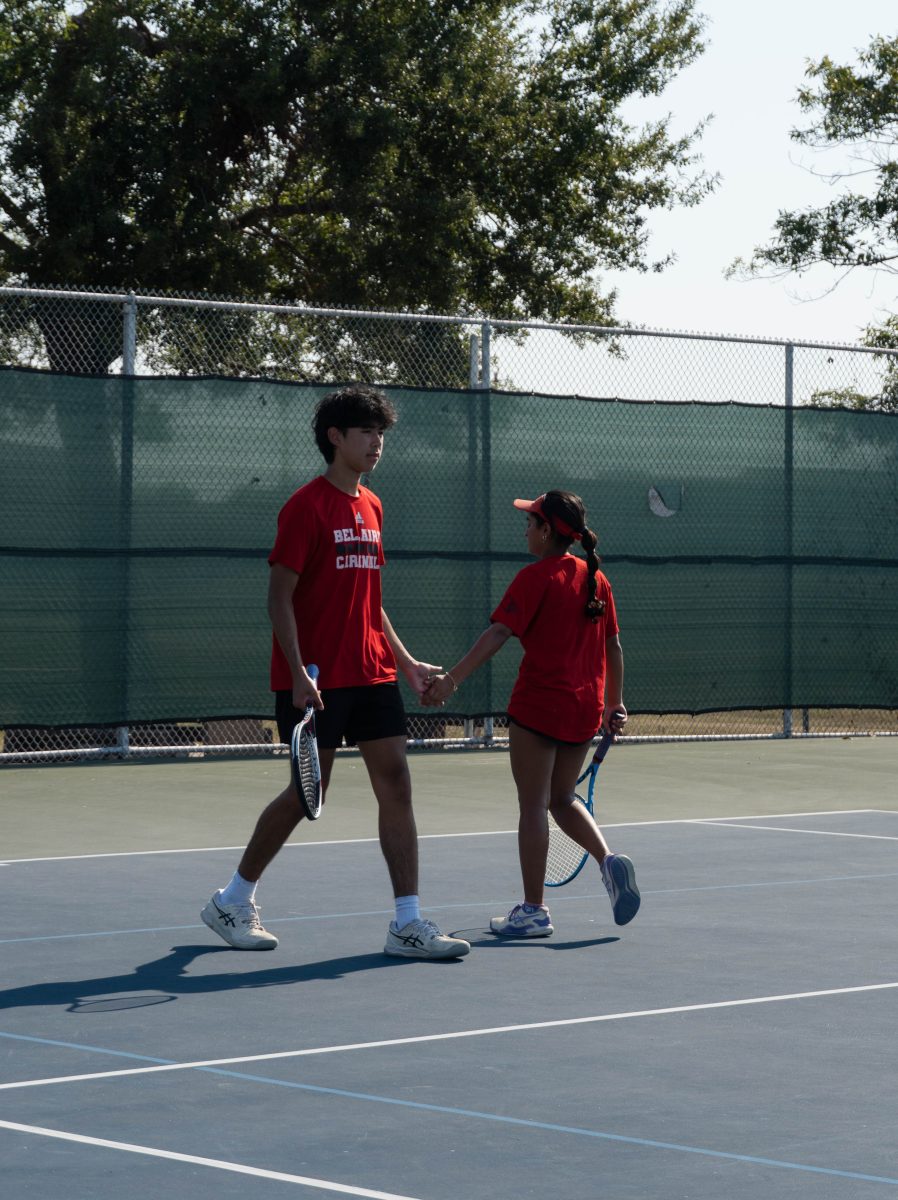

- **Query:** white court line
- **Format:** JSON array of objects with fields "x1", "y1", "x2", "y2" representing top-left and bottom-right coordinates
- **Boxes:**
[
  {"x1": 0, "y1": 833, "x2": 511, "y2": 865},
  {"x1": 697, "y1": 822, "x2": 898, "y2": 842},
  {"x1": 687, "y1": 809, "x2": 876, "y2": 822},
  {"x1": 3, "y1": 980, "x2": 898, "y2": 1093},
  {"x1": 0, "y1": 1120, "x2": 420, "y2": 1199},
  {"x1": 0, "y1": 810, "x2": 879, "y2": 864}
]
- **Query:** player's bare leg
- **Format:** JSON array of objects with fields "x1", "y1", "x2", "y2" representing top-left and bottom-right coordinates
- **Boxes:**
[
  {"x1": 364, "y1": 734, "x2": 470, "y2": 959},
  {"x1": 549, "y1": 763, "x2": 612, "y2": 866},
  {"x1": 237, "y1": 748, "x2": 337, "y2": 881},
  {"x1": 358, "y1": 734, "x2": 418, "y2": 896},
  {"x1": 508, "y1": 723, "x2": 557, "y2": 906}
]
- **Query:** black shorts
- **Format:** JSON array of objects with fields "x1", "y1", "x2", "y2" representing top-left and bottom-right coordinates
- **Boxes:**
[
  {"x1": 508, "y1": 715, "x2": 593, "y2": 748},
  {"x1": 275, "y1": 684, "x2": 407, "y2": 750}
]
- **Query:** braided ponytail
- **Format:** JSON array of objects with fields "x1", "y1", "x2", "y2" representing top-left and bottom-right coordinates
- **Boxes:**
[
  {"x1": 580, "y1": 526, "x2": 605, "y2": 622},
  {"x1": 540, "y1": 490, "x2": 605, "y2": 622}
]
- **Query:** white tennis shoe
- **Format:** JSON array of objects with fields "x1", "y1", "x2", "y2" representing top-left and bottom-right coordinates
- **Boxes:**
[
  {"x1": 384, "y1": 918, "x2": 470, "y2": 959},
  {"x1": 601, "y1": 854, "x2": 641, "y2": 926},
  {"x1": 201, "y1": 891, "x2": 279, "y2": 950},
  {"x1": 490, "y1": 903, "x2": 554, "y2": 938}
]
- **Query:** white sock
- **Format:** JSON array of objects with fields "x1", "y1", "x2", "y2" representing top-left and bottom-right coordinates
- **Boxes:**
[
  {"x1": 394, "y1": 895, "x2": 421, "y2": 929},
  {"x1": 219, "y1": 871, "x2": 257, "y2": 906}
]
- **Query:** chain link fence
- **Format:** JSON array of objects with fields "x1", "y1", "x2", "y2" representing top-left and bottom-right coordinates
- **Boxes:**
[{"x1": 2, "y1": 284, "x2": 897, "y2": 761}]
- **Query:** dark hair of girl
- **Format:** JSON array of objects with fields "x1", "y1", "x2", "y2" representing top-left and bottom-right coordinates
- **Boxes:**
[{"x1": 535, "y1": 490, "x2": 605, "y2": 622}]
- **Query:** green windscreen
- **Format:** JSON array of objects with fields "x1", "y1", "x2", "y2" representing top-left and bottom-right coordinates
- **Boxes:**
[{"x1": 1, "y1": 367, "x2": 896, "y2": 726}]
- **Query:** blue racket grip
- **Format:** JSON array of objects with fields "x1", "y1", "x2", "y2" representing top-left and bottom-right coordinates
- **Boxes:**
[
  {"x1": 307, "y1": 663, "x2": 319, "y2": 685},
  {"x1": 595, "y1": 709, "x2": 625, "y2": 764}
]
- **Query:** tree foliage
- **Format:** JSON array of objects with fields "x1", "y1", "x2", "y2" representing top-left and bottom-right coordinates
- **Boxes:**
[
  {"x1": 0, "y1": 0, "x2": 712, "y2": 368},
  {"x1": 732, "y1": 35, "x2": 898, "y2": 281},
  {"x1": 729, "y1": 34, "x2": 898, "y2": 413},
  {"x1": 809, "y1": 316, "x2": 898, "y2": 413}
]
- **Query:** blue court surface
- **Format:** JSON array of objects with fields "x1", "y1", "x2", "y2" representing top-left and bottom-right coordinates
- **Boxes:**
[{"x1": 2, "y1": 740, "x2": 898, "y2": 1198}]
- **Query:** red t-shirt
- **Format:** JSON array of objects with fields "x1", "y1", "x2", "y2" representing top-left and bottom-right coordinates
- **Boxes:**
[
  {"x1": 268, "y1": 475, "x2": 397, "y2": 690},
  {"x1": 491, "y1": 555, "x2": 619, "y2": 742}
]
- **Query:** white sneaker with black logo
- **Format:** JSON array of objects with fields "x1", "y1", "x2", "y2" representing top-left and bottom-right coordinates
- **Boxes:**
[
  {"x1": 201, "y1": 891, "x2": 279, "y2": 950},
  {"x1": 384, "y1": 918, "x2": 470, "y2": 959}
]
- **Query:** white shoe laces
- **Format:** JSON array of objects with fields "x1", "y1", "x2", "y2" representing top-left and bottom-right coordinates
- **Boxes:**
[
  {"x1": 239, "y1": 902, "x2": 264, "y2": 930},
  {"x1": 417, "y1": 918, "x2": 441, "y2": 938}
]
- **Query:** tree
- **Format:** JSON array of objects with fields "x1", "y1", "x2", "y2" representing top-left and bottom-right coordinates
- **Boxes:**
[
  {"x1": 0, "y1": 0, "x2": 713, "y2": 374},
  {"x1": 807, "y1": 316, "x2": 898, "y2": 413},
  {"x1": 733, "y1": 35, "x2": 898, "y2": 284},
  {"x1": 729, "y1": 34, "x2": 898, "y2": 412}
]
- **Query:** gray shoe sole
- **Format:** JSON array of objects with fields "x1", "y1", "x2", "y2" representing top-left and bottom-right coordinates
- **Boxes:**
[
  {"x1": 604, "y1": 855, "x2": 641, "y2": 926},
  {"x1": 489, "y1": 920, "x2": 554, "y2": 938}
]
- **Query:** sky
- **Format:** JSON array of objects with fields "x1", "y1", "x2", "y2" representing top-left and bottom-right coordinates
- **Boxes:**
[{"x1": 600, "y1": 0, "x2": 898, "y2": 346}]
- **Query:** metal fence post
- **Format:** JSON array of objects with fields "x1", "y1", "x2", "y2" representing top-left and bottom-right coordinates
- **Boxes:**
[
  {"x1": 122, "y1": 291, "x2": 137, "y2": 375},
  {"x1": 116, "y1": 293, "x2": 138, "y2": 756},
  {"x1": 478, "y1": 322, "x2": 494, "y2": 738},
  {"x1": 469, "y1": 333, "x2": 479, "y2": 389},
  {"x1": 783, "y1": 343, "x2": 794, "y2": 738}
]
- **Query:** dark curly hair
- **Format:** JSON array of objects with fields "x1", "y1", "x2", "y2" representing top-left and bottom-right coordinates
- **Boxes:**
[
  {"x1": 531, "y1": 490, "x2": 605, "y2": 622},
  {"x1": 312, "y1": 385, "x2": 398, "y2": 463}
]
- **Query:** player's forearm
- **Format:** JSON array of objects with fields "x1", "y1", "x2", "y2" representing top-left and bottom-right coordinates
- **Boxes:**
[
  {"x1": 604, "y1": 637, "x2": 624, "y2": 709},
  {"x1": 448, "y1": 623, "x2": 512, "y2": 686},
  {"x1": 381, "y1": 608, "x2": 416, "y2": 669},
  {"x1": 268, "y1": 592, "x2": 305, "y2": 681}
]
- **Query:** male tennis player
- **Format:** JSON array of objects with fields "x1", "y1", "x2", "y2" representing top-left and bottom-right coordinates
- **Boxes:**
[{"x1": 202, "y1": 384, "x2": 470, "y2": 960}]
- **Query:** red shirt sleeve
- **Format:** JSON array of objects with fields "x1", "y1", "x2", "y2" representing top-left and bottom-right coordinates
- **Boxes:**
[
  {"x1": 490, "y1": 564, "x2": 547, "y2": 639},
  {"x1": 601, "y1": 575, "x2": 619, "y2": 639},
  {"x1": 268, "y1": 491, "x2": 319, "y2": 574}
]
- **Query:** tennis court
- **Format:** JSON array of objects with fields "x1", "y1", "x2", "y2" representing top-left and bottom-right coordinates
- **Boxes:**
[{"x1": 2, "y1": 736, "x2": 897, "y2": 1198}]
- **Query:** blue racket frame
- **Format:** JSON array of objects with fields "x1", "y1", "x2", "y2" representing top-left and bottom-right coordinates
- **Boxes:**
[{"x1": 545, "y1": 725, "x2": 617, "y2": 887}]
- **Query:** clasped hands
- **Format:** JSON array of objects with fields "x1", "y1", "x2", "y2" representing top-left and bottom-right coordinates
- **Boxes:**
[
  {"x1": 400, "y1": 661, "x2": 456, "y2": 707},
  {"x1": 421, "y1": 671, "x2": 457, "y2": 707}
]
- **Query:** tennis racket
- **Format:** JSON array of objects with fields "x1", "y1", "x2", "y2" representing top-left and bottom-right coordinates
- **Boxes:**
[
  {"x1": 545, "y1": 717, "x2": 621, "y2": 887},
  {"x1": 290, "y1": 664, "x2": 323, "y2": 820}
]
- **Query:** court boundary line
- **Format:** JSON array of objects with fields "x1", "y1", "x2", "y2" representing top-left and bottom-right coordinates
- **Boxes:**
[
  {"x1": 4, "y1": 867, "x2": 898, "y2": 946},
  {"x1": 0, "y1": 1120, "x2": 422, "y2": 1199},
  {"x1": 694, "y1": 821, "x2": 898, "y2": 842},
  {"x1": 3, "y1": 979, "x2": 897, "y2": 1093},
  {"x1": 0, "y1": 809, "x2": 883, "y2": 864},
  {"x1": 4, "y1": 1104, "x2": 898, "y2": 1191}
]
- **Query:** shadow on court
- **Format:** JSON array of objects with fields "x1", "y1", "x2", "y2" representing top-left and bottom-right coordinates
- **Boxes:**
[
  {"x1": 1, "y1": 932, "x2": 623, "y2": 1013},
  {"x1": 450, "y1": 928, "x2": 620, "y2": 951},
  {"x1": 0, "y1": 942, "x2": 443, "y2": 1014}
]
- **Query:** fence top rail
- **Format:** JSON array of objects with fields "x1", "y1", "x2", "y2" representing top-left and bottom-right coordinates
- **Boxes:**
[
  {"x1": 0, "y1": 286, "x2": 484, "y2": 327},
  {"x1": 1, "y1": 285, "x2": 895, "y2": 357}
]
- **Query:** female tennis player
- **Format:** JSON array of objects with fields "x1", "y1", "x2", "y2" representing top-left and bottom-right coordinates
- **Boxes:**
[{"x1": 423, "y1": 490, "x2": 640, "y2": 937}]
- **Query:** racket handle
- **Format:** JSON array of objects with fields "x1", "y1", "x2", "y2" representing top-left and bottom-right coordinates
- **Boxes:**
[
  {"x1": 307, "y1": 663, "x2": 319, "y2": 685},
  {"x1": 595, "y1": 710, "x2": 625, "y2": 764}
]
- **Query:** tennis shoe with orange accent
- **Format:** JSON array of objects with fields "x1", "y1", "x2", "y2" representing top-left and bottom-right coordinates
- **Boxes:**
[
  {"x1": 384, "y1": 918, "x2": 470, "y2": 959},
  {"x1": 601, "y1": 854, "x2": 641, "y2": 926},
  {"x1": 489, "y1": 903, "x2": 554, "y2": 938},
  {"x1": 201, "y1": 891, "x2": 278, "y2": 950}
]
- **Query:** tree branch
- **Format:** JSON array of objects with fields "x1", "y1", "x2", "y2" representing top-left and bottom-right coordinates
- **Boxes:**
[
  {"x1": 70, "y1": 10, "x2": 170, "y2": 57},
  {"x1": 230, "y1": 199, "x2": 336, "y2": 229},
  {"x1": 0, "y1": 188, "x2": 39, "y2": 240},
  {"x1": 0, "y1": 226, "x2": 24, "y2": 257}
]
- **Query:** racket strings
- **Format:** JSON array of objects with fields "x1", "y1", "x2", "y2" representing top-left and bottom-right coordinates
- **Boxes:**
[
  {"x1": 545, "y1": 796, "x2": 591, "y2": 886},
  {"x1": 296, "y1": 725, "x2": 321, "y2": 807}
]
